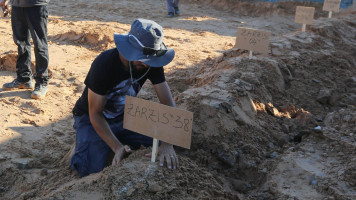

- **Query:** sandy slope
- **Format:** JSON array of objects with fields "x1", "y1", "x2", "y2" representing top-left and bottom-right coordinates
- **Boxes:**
[{"x1": 0, "y1": 0, "x2": 355, "y2": 199}]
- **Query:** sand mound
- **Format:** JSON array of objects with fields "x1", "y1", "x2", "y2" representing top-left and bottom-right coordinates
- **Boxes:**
[
  {"x1": 0, "y1": 51, "x2": 35, "y2": 72},
  {"x1": 171, "y1": 15, "x2": 356, "y2": 198},
  {"x1": 187, "y1": 0, "x2": 327, "y2": 17},
  {"x1": 27, "y1": 151, "x2": 236, "y2": 199},
  {"x1": 49, "y1": 26, "x2": 115, "y2": 51}
]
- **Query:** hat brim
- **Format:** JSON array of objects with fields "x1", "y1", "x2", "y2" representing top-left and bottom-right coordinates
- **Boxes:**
[{"x1": 114, "y1": 33, "x2": 175, "y2": 67}]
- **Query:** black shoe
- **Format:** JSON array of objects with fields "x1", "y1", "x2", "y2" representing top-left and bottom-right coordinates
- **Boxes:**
[
  {"x1": 174, "y1": 7, "x2": 180, "y2": 15},
  {"x1": 167, "y1": 12, "x2": 174, "y2": 18},
  {"x1": 31, "y1": 84, "x2": 48, "y2": 99},
  {"x1": 2, "y1": 79, "x2": 34, "y2": 91}
]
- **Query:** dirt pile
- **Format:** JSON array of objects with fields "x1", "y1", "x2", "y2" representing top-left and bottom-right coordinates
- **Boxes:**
[
  {"x1": 0, "y1": 51, "x2": 35, "y2": 72},
  {"x1": 48, "y1": 20, "x2": 115, "y2": 51},
  {"x1": 173, "y1": 14, "x2": 356, "y2": 198},
  {"x1": 28, "y1": 152, "x2": 234, "y2": 199},
  {"x1": 187, "y1": 0, "x2": 328, "y2": 17}
]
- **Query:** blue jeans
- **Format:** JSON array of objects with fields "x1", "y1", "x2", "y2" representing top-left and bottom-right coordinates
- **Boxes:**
[
  {"x1": 166, "y1": 0, "x2": 180, "y2": 13},
  {"x1": 70, "y1": 114, "x2": 153, "y2": 177},
  {"x1": 11, "y1": 5, "x2": 49, "y2": 85}
]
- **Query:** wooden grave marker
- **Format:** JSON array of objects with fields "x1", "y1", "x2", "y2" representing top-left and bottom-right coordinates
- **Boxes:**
[
  {"x1": 124, "y1": 96, "x2": 193, "y2": 162},
  {"x1": 323, "y1": 0, "x2": 341, "y2": 18},
  {"x1": 295, "y1": 6, "x2": 315, "y2": 32},
  {"x1": 234, "y1": 27, "x2": 271, "y2": 58}
]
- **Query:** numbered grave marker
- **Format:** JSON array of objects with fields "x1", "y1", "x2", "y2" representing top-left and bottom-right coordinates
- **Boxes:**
[
  {"x1": 124, "y1": 96, "x2": 193, "y2": 162},
  {"x1": 323, "y1": 0, "x2": 341, "y2": 18},
  {"x1": 295, "y1": 6, "x2": 315, "y2": 32},
  {"x1": 234, "y1": 27, "x2": 271, "y2": 58}
]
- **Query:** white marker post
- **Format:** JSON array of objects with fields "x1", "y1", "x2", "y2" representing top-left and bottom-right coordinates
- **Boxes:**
[
  {"x1": 234, "y1": 27, "x2": 271, "y2": 58},
  {"x1": 302, "y1": 24, "x2": 306, "y2": 32},
  {"x1": 151, "y1": 138, "x2": 159, "y2": 162},
  {"x1": 323, "y1": 0, "x2": 341, "y2": 19},
  {"x1": 295, "y1": 6, "x2": 315, "y2": 32},
  {"x1": 124, "y1": 96, "x2": 193, "y2": 163}
]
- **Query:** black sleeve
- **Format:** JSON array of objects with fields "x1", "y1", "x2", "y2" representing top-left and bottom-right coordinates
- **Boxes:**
[
  {"x1": 147, "y1": 67, "x2": 166, "y2": 85},
  {"x1": 84, "y1": 51, "x2": 115, "y2": 95}
]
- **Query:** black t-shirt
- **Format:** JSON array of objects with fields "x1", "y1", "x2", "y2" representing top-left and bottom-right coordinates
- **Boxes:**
[{"x1": 73, "y1": 48, "x2": 165, "y2": 118}]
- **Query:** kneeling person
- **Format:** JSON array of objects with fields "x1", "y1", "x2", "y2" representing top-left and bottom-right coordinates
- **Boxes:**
[{"x1": 71, "y1": 19, "x2": 178, "y2": 177}]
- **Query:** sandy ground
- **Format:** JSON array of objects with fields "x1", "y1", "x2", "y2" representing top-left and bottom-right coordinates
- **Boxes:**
[{"x1": 0, "y1": 0, "x2": 355, "y2": 199}]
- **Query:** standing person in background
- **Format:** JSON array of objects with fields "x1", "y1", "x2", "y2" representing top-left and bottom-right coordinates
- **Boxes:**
[
  {"x1": 0, "y1": 0, "x2": 10, "y2": 17},
  {"x1": 1, "y1": 0, "x2": 50, "y2": 99},
  {"x1": 166, "y1": 0, "x2": 180, "y2": 18}
]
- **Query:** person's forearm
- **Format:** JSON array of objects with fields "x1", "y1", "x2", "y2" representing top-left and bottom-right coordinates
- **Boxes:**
[
  {"x1": 157, "y1": 89, "x2": 175, "y2": 107},
  {"x1": 155, "y1": 82, "x2": 176, "y2": 107},
  {"x1": 161, "y1": 98, "x2": 176, "y2": 107},
  {"x1": 89, "y1": 112, "x2": 123, "y2": 152}
]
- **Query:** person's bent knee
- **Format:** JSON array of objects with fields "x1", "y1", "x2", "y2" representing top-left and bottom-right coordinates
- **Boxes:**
[
  {"x1": 70, "y1": 139, "x2": 110, "y2": 177},
  {"x1": 71, "y1": 151, "x2": 90, "y2": 177}
]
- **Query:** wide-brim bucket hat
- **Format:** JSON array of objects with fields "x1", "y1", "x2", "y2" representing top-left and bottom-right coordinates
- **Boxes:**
[{"x1": 114, "y1": 18, "x2": 175, "y2": 67}]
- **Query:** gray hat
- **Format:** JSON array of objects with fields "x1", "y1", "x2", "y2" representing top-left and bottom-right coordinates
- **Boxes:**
[{"x1": 114, "y1": 18, "x2": 175, "y2": 67}]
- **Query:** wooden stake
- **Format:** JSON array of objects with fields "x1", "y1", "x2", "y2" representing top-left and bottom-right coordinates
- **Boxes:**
[
  {"x1": 151, "y1": 138, "x2": 159, "y2": 162},
  {"x1": 302, "y1": 24, "x2": 306, "y2": 32},
  {"x1": 249, "y1": 50, "x2": 253, "y2": 59},
  {"x1": 328, "y1": 11, "x2": 332, "y2": 18}
]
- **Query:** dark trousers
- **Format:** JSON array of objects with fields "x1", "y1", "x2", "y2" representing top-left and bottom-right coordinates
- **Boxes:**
[
  {"x1": 11, "y1": 5, "x2": 49, "y2": 85},
  {"x1": 71, "y1": 114, "x2": 153, "y2": 177},
  {"x1": 166, "y1": 0, "x2": 180, "y2": 13}
]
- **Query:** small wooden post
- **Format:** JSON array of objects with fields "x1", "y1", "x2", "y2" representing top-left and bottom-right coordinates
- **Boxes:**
[
  {"x1": 302, "y1": 24, "x2": 306, "y2": 32},
  {"x1": 328, "y1": 11, "x2": 332, "y2": 18},
  {"x1": 151, "y1": 138, "x2": 159, "y2": 162},
  {"x1": 249, "y1": 50, "x2": 253, "y2": 59}
]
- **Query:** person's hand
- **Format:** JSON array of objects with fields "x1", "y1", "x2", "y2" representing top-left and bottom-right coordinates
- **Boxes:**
[
  {"x1": 112, "y1": 145, "x2": 131, "y2": 166},
  {"x1": 1, "y1": 0, "x2": 10, "y2": 15},
  {"x1": 158, "y1": 142, "x2": 179, "y2": 169}
]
